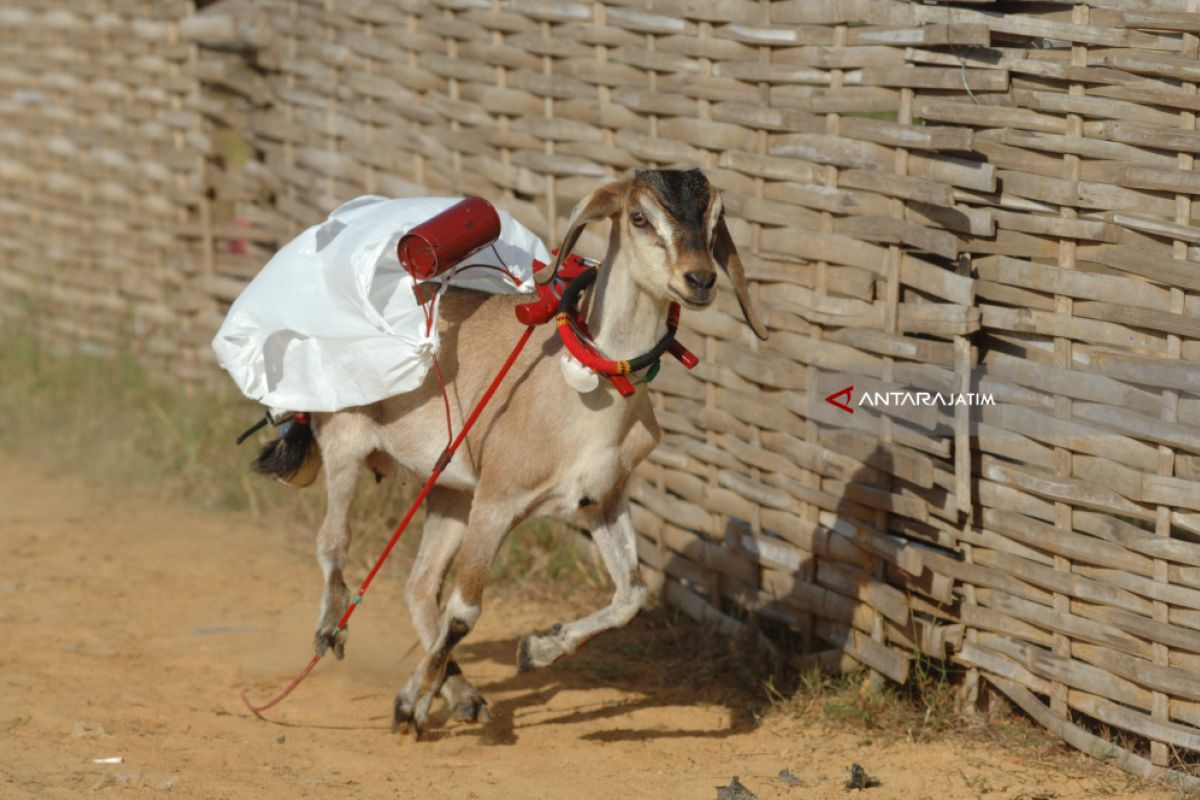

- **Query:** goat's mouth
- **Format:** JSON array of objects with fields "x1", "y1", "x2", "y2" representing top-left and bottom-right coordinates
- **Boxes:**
[{"x1": 669, "y1": 285, "x2": 714, "y2": 310}]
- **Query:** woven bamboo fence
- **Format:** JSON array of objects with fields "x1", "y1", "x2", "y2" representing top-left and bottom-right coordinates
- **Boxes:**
[
  {"x1": 4, "y1": 0, "x2": 1200, "y2": 785},
  {"x1": 0, "y1": 1, "x2": 211, "y2": 377}
]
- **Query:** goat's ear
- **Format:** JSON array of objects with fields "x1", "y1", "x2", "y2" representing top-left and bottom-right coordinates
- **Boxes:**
[
  {"x1": 713, "y1": 215, "x2": 769, "y2": 340},
  {"x1": 535, "y1": 179, "x2": 628, "y2": 285}
]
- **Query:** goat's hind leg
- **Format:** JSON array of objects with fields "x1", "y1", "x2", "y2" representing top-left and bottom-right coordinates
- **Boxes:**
[
  {"x1": 312, "y1": 413, "x2": 375, "y2": 659},
  {"x1": 395, "y1": 496, "x2": 521, "y2": 738},
  {"x1": 517, "y1": 495, "x2": 647, "y2": 671},
  {"x1": 404, "y1": 487, "x2": 491, "y2": 724}
]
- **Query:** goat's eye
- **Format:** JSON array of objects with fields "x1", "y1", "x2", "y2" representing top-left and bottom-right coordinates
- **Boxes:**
[{"x1": 630, "y1": 210, "x2": 649, "y2": 228}]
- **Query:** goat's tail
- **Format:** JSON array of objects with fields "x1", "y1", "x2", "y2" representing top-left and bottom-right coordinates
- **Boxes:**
[{"x1": 253, "y1": 415, "x2": 322, "y2": 488}]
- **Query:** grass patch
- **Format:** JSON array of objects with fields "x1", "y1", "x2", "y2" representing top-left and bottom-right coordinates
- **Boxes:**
[
  {"x1": 770, "y1": 656, "x2": 960, "y2": 744},
  {"x1": 0, "y1": 333, "x2": 597, "y2": 585},
  {"x1": 491, "y1": 519, "x2": 601, "y2": 587}
]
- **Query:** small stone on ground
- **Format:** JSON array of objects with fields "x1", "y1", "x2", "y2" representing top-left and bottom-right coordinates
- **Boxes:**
[
  {"x1": 845, "y1": 763, "x2": 881, "y2": 790},
  {"x1": 717, "y1": 776, "x2": 758, "y2": 800}
]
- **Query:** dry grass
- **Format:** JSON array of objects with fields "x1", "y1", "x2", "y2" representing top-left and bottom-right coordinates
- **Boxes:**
[{"x1": 770, "y1": 657, "x2": 961, "y2": 743}]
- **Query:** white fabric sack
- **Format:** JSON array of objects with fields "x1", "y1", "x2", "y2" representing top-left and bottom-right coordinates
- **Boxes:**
[{"x1": 212, "y1": 195, "x2": 549, "y2": 412}]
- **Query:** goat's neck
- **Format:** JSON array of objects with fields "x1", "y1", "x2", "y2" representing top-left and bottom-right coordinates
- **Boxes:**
[{"x1": 586, "y1": 235, "x2": 669, "y2": 362}]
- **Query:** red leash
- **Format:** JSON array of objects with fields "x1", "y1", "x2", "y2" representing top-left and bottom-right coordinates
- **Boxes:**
[{"x1": 242, "y1": 324, "x2": 536, "y2": 716}]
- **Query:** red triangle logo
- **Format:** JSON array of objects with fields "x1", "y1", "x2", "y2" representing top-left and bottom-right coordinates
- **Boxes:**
[{"x1": 825, "y1": 385, "x2": 854, "y2": 414}]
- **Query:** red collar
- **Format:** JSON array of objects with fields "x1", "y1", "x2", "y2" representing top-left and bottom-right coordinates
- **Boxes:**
[{"x1": 515, "y1": 253, "x2": 698, "y2": 396}]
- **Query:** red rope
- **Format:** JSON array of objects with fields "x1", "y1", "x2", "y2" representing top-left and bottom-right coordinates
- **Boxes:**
[
  {"x1": 412, "y1": 281, "x2": 454, "y2": 449},
  {"x1": 242, "y1": 323, "x2": 536, "y2": 716},
  {"x1": 241, "y1": 654, "x2": 320, "y2": 715},
  {"x1": 430, "y1": 354, "x2": 453, "y2": 450}
]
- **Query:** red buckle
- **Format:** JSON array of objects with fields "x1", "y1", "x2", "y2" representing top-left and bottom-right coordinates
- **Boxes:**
[
  {"x1": 667, "y1": 339, "x2": 698, "y2": 369},
  {"x1": 514, "y1": 254, "x2": 595, "y2": 326},
  {"x1": 609, "y1": 375, "x2": 636, "y2": 397}
]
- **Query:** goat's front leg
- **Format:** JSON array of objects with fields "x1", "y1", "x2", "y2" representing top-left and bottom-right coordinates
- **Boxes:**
[
  {"x1": 517, "y1": 495, "x2": 648, "y2": 671},
  {"x1": 394, "y1": 498, "x2": 520, "y2": 738}
]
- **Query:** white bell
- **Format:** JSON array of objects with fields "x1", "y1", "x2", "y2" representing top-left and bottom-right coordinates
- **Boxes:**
[{"x1": 560, "y1": 353, "x2": 600, "y2": 393}]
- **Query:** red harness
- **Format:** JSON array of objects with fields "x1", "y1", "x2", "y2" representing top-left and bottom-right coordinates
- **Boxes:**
[{"x1": 515, "y1": 253, "x2": 699, "y2": 396}]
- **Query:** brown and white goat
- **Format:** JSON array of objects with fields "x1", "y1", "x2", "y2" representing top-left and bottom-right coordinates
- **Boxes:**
[{"x1": 256, "y1": 168, "x2": 768, "y2": 736}]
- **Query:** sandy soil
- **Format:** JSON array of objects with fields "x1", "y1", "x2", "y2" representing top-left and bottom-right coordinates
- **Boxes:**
[{"x1": 0, "y1": 458, "x2": 1184, "y2": 800}]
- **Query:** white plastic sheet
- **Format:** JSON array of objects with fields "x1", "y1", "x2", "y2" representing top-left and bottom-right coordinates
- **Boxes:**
[{"x1": 212, "y1": 195, "x2": 549, "y2": 412}]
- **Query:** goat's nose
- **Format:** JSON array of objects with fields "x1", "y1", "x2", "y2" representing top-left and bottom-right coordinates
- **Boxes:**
[{"x1": 685, "y1": 270, "x2": 717, "y2": 292}]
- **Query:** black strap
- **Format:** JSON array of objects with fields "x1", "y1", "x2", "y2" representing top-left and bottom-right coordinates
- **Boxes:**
[
  {"x1": 236, "y1": 411, "x2": 275, "y2": 445},
  {"x1": 556, "y1": 268, "x2": 676, "y2": 372}
]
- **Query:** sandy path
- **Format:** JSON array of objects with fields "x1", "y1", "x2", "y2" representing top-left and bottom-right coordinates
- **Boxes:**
[{"x1": 0, "y1": 458, "x2": 1182, "y2": 799}]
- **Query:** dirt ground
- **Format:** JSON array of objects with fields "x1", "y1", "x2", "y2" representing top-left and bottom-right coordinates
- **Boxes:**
[{"x1": 0, "y1": 457, "x2": 1185, "y2": 800}]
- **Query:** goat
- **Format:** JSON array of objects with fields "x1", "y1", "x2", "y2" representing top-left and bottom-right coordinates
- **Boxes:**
[{"x1": 255, "y1": 168, "x2": 768, "y2": 736}]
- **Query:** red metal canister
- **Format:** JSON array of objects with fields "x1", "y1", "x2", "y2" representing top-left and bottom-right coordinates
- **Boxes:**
[{"x1": 396, "y1": 196, "x2": 502, "y2": 280}]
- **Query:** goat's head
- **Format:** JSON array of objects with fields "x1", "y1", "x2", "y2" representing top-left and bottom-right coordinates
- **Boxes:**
[{"x1": 540, "y1": 168, "x2": 769, "y2": 340}]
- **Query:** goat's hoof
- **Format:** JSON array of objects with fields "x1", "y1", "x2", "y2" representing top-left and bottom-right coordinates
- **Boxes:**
[
  {"x1": 516, "y1": 623, "x2": 564, "y2": 672},
  {"x1": 313, "y1": 625, "x2": 347, "y2": 661},
  {"x1": 392, "y1": 696, "x2": 422, "y2": 740},
  {"x1": 454, "y1": 695, "x2": 492, "y2": 724},
  {"x1": 516, "y1": 636, "x2": 534, "y2": 673}
]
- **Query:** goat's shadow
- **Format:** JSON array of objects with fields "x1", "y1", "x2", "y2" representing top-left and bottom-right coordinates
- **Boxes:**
[{"x1": 418, "y1": 605, "x2": 766, "y2": 746}]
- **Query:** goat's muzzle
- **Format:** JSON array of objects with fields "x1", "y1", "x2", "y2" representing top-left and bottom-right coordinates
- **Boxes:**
[{"x1": 671, "y1": 267, "x2": 718, "y2": 308}]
